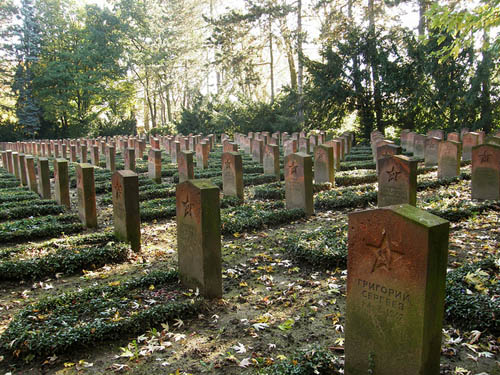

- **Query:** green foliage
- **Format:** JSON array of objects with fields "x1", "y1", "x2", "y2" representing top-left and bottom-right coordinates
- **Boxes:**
[
  {"x1": 260, "y1": 346, "x2": 342, "y2": 375},
  {"x1": 0, "y1": 232, "x2": 129, "y2": 280},
  {"x1": 0, "y1": 200, "x2": 64, "y2": 221},
  {"x1": 0, "y1": 270, "x2": 202, "y2": 359},
  {"x1": 283, "y1": 225, "x2": 348, "y2": 269},
  {"x1": 445, "y1": 258, "x2": 499, "y2": 334}
]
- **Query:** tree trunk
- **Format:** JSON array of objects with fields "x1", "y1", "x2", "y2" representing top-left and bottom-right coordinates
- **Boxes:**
[
  {"x1": 297, "y1": 0, "x2": 304, "y2": 124},
  {"x1": 479, "y1": 31, "x2": 492, "y2": 133},
  {"x1": 279, "y1": 20, "x2": 297, "y2": 90},
  {"x1": 167, "y1": 88, "x2": 173, "y2": 123},
  {"x1": 368, "y1": 0, "x2": 383, "y2": 133},
  {"x1": 269, "y1": 17, "x2": 275, "y2": 104},
  {"x1": 418, "y1": 0, "x2": 429, "y2": 36}
]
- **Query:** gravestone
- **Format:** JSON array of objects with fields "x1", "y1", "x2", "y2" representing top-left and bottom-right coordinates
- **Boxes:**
[
  {"x1": 12, "y1": 152, "x2": 20, "y2": 180},
  {"x1": 377, "y1": 155, "x2": 417, "y2": 207},
  {"x1": 171, "y1": 141, "x2": 181, "y2": 164},
  {"x1": 25, "y1": 156, "x2": 38, "y2": 193},
  {"x1": 427, "y1": 129, "x2": 444, "y2": 140},
  {"x1": 486, "y1": 136, "x2": 500, "y2": 146},
  {"x1": 196, "y1": 142, "x2": 209, "y2": 169},
  {"x1": 54, "y1": 144, "x2": 59, "y2": 158},
  {"x1": 345, "y1": 204, "x2": 449, "y2": 375},
  {"x1": 106, "y1": 145, "x2": 116, "y2": 172},
  {"x1": 38, "y1": 158, "x2": 51, "y2": 199},
  {"x1": 18, "y1": 154, "x2": 27, "y2": 186},
  {"x1": 376, "y1": 144, "x2": 402, "y2": 173},
  {"x1": 62, "y1": 144, "x2": 68, "y2": 159},
  {"x1": 80, "y1": 144, "x2": 87, "y2": 163},
  {"x1": 327, "y1": 140, "x2": 342, "y2": 170},
  {"x1": 447, "y1": 132, "x2": 460, "y2": 142},
  {"x1": 176, "y1": 179, "x2": 222, "y2": 298},
  {"x1": 285, "y1": 152, "x2": 314, "y2": 216},
  {"x1": 6, "y1": 150, "x2": 13, "y2": 173},
  {"x1": 76, "y1": 163, "x2": 97, "y2": 228},
  {"x1": 284, "y1": 139, "x2": 297, "y2": 156},
  {"x1": 0, "y1": 151, "x2": 6, "y2": 169},
  {"x1": 91, "y1": 145, "x2": 100, "y2": 166},
  {"x1": 223, "y1": 141, "x2": 238, "y2": 153},
  {"x1": 112, "y1": 170, "x2": 141, "y2": 252},
  {"x1": 471, "y1": 144, "x2": 500, "y2": 200},
  {"x1": 314, "y1": 144, "x2": 334, "y2": 184},
  {"x1": 413, "y1": 134, "x2": 426, "y2": 159},
  {"x1": 252, "y1": 139, "x2": 264, "y2": 164},
  {"x1": 222, "y1": 152, "x2": 244, "y2": 200},
  {"x1": 406, "y1": 132, "x2": 416, "y2": 153},
  {"x1": 424, "y1": 137, "x2": 441, "y2": 167},
  {"x1": 178, "y1": 150, "x2": 194, "y2": 183},
  {"x1": 124, "y1": 148, "x2": 136, "y2": 172},
  {"x1": 462, "y1": 132, "x2": 479, "y2": 161},
  {"x1": 438, "y1": 140, "x2": 461, "y2": 179},
  {"x1": 70, "y1": 145, "x2": 77, "y2": 162},
  {"x1": 54, "y1": 158, "x2": 71, "y2": 209},
  {"x1": 148, "y1": 149, "x2": 162, "y2": 183},
  {"x1": 298, "y1": 137, "x2": 310, "y2": 154},
  {"x1": 263, "y1": 144, "x2": 280, "y2": 179}
]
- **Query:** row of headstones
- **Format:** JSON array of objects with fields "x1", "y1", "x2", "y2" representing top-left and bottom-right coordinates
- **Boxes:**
[
  {"x1": 176, "y1": 176, "x2": 450, "y2": 374},
  {"x1": 372, "y1": 129, "x2": 500, "y2": 201}
]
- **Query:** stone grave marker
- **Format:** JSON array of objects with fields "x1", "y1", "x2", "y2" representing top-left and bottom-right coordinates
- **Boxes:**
[
  {"x1": 285, "y1": 152, "x2": 314, "y2": 216},
  {"x1": 148, "y1": 149, "x2": 162, "y2": 183},
  {"x1": 438, "y1": 140, "x2": 461, "y2": 179},
  {"x1": 176, "y1": 179, "x2": 222, "y2": 298},
  {"x1": 196, "y1": 142, "x2": 209, "y2": 169},
  {"x1": 298, "y1": 137, "x2": 310, "y2": 154},
  {"x1": 345, "y1": 204, "x2": 449, "y2": 375},
  {"x1": 38, "y1": 158, "x2": 51, "y2": 199},
  {"x1": 424, "y1": 137, "x2": 441, "y2": 167},
  {"x1": 263, "y1": 144, "x2": 280, "y2": 180},
  {"x1": 222, "y1": 152, "x2": 243, "y2": 200},
  {"x1": 18, "y1": 154, "x2": 27, "y2": 186},
  {"x1": 76, "y1": 163, "x2": 97, "y2": 228},
  {"x1": 471, "y1": 144, "x2": 500, "y2": 200},
  {"x1": 377, "y1": 155, "x2": 417, "y2": 207},
  {"x1": 252, "y1": 138, "x2": 264, "y2": 164},
  {"x1": 413, "y1": 134, "x2": 426, "y2": 158},
  {"x1": 314, "y1": 144, "x2": 334, "y2": 184},
  {"x1": 54, "y1": 158, "x2": 71, "y2": 209},
  {"x1": 91, "y1": 145, "x2": 100, "y2": 166},
  {"x1": 12, "y1": 152, "x2": 20, "y2": 180},
  {"x1": 112, "y1": 170, "x2": 141, "y2": 252},
  {"x1": 70, "y1": 145, "x2": 77, "y2": 162},
  {"x1": 284, "y1": 139, "x2": 297, "y2": 156},
  {"x1": 80, "y1": 144, "x2": 87, "y2": 163},
  {"x1": 447, "y1": 132, "x2": 460, "y2": 142},
  {"x1": 462, "y1": 132, "x2": 479, "y2": 161},
  {"x1": 376, "y1": 144, "x2": 402, "y2": 173},
  {"x1": 106, "y1": 145, "x2": 116, "y2": 172},
  {"x1": 486, "y1": 136, "x2": 500, "y2": 146},
  {"x1": 124, "y1": 148, "x2": 136, "y2": 172},
  {"x1": 178, "y1": 150, "x2": 194, "y2": 183},
  {"x1": 25, "y1": 156, "x2": 37, "y2": 193},
  {"x1": 171, "y1": 141, "x2": 181, "y2": 164}
]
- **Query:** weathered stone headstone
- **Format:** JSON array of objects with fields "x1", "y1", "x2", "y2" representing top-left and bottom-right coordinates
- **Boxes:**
[
  {"x1": 148, "y1": 149, "x2": 162, "y2": 183},
  {"x1": 76, "y1": 163, "x2": 97, "y2": 228},
  {"x1": 263, "y1": 144, "x2": 280, "y2": 179},
  {"x1": 471, "y1": 144, "x2": 500, "y2": 200},
  {"x1": 462, "y1": 132, "x2": 479, "y2": 161},
  {"x1": 54, "y1": 158, "x2": 71, "y2": 209},
  {"x1": 438, "y1": 140, "x2": 461, "y2": 179},
  {"x1": 284, "y1": 139, "x2": 297, "y2": 157},
  {"x1": 112, "y1": 170, "x2": 141, "y2": 252},
  {"x1": 406, "y1": 132, "x2": 416, "y2": 153},
  {"x1": 12, "y1": 152, "x2": 20, "y2": 180},
  {"x1": 37, "y1": 158, "x2": 51, "y2": 199},
  {"x1": 106, "y1": 145, "x2": 116, "y2": 172},
  {"x1": 196, "y1": 142, "x2": 209, "y2": 169},
  {"x1": 124, "y1": 148, "x2": 136, "y2": 172},
  {"x1": 222, "y1": 152, "x2": 243, "y2": 200},
  {"x1": 18, "y1": 154, "x2": 27, "y2": 186},
  {"x1": 178, "y1": 150, "x2": 194, "y2": 183},
  {"x1": 298, "y1": 137, "x2": 310, "y2": 154},
  {"x1": 91, "y1": 145, "x2": 100, "y2": 166},
  {"x1": 486, "y1": 136, "x2": 500, "y2": 146},
  {"x1": 70, "y1": 145, "x2": 77, "y2": 162},
  {"x1": 6, "y1": 150, "x2": 13, "y2": 174},
  {"x1": 413, "y1": 134, "x2": 426, "y2": 159},
  {"x1": 424, "y1": 137, "x2": 440, "y2": 167},
  {"x1": 0, "y1": 151, "x2": 7, "y2": 170},
  {"x1": 252, "y1": 139, "x2": 264, "y2": 164},
  {"x1": 447, "y1": 132, "x2": 460, "y2": 142},
  {"x1": 427, "y1": 129, "x2": 444, "y2": 140},
  {"x1": 345, "y1": 204, "x2": 449, "y2": 375},
  {"x1": 176, "y1": 179, "x2": 222, "y2": 298},
  {"x1": 376, "y1": 144, "x2": 402, "y2": 173},
  {"x1": 314, "y1": 144, "x2": 334, "y2": 184},
  {"x1": 377, "y1": 155, "x2": 417, "y2": 207},
  {"x1": 25, "y1": 156, "x2": 38, "y2": 193},
  {"x1": 223, "y1": 141, "x2": 238, "y2": 153},
  {"x1": 62, "y1": 144, "x2": 68, "y2": 159},
  {"x1": 285, "y1": 152, "x2": 314, "y2": 216},
  {"x1": 171, "y1": 141, "x2": 181, "y2": 164}
]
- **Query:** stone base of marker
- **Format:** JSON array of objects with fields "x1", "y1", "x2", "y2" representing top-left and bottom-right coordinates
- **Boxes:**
[
  {"x1": 113, "y1": 170, "x2": 141, "y2": 252},
  {"x1": 285, "y1": 152, "x2": 314, "y2": 216},
  {"x1": 77, "y1": 163, "x2": 97, "y2": 228},
  {"x1": 378, "y1": 155, "x2": 417, "y2": 207},
  {"x1": 54, "y1": 158, "x2": 71, "y2": 209},
  {"x1": 345, "y1": 204, "x2": 449, "y2": 375},
  {"x1": 222, "y1": 152, "x2": 244, "y2": 200},
  {"x1": 176, "y1": 179, "x2": 222, "y2": 299},
  {"x1": 471, "y1": 144, "x2": 500, "y2": 200}
]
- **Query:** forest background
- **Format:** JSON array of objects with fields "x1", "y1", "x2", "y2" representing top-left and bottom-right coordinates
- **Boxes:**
[{"x1": 0, "y1": 0, "x2": 498, "y2": 142}]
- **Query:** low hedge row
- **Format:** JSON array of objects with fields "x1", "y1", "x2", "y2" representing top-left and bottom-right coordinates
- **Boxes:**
[
  {"x1": 0, "y1": 202, "x2": 65, "y2": 221},
  {"x1": 0, "y1": 214, "x2": 83, "y2": 243},
  {"x1": 0, "y1": 270, "x2": 202, "y2": 359},
  {"x1": 0, "y1": 233, "x2": 129, "y2": 281}
]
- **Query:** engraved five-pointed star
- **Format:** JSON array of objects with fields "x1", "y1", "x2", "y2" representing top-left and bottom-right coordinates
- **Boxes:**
[
  {"x1": 224, "y1": 159, "x2": 232, "y2": 170},
  {"x1": 386, "y1": 166, "x2": 401, "y2": 182},
  {"x1": 182, "y1": 196, "x2": 192, "y2": 217},
  {"x1": 367, "y1": 229, "x2": 404, "y2": 273},
  {"x1": 288, "y1": 160, "x2": 299, "y2": 175},
  {"x1": 114, "y1": 181, "x2": 123, "y2": 199},
  {"x1": 479, "y1": 151, "x2": 491, "y2": 163}
]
